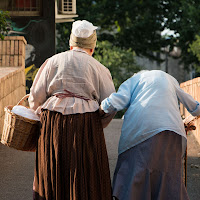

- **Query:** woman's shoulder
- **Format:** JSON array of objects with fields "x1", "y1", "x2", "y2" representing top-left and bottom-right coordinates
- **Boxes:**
[
  {"x1": 50, "y1": 51, "x2": 70, "y2": 60},
  {"x1": 45, "y1": 51, "x2": 71, "y2": 67},
  {"x1": 88, "y1": 56, "x2": 110, "y2": 74}
]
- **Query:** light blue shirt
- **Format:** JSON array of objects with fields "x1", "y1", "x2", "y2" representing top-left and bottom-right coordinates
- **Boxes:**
[{"x1": 101, "y1": 70, "x2": 200, "y2": 155}]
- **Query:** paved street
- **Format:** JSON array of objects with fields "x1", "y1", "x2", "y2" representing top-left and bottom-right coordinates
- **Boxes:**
[
  {"x1": 186, "y1": 131, "x2": 200, "y2": 200},
  {"x1": 0, "y1": 119, "x2": 199, "y2": 200}
]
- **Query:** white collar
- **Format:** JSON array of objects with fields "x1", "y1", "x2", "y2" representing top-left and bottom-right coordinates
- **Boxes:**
[{"x1": 71, "y1": 48, "x2": 89, "y2": 55}]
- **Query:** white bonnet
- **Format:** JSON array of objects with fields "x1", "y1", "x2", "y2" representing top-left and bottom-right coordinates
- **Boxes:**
[{"x1": 71, "y1": 20, "x2": 98, "y2": 38}]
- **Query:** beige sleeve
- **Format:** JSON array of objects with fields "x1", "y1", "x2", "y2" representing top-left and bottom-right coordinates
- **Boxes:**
[
  {"x1": 28, "y1": 59, "x2": 49, "y2": 110},
  {"x1": 99, "y1": 68, "x2": 116, "y2": 128},
  {"x1": 99, "y1": 68, "x2": 116, "y2": 102}
]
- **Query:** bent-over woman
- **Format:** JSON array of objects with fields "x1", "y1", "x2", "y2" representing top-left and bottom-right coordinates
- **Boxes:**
[{"x1": 100, "y1": 70, "x2": 200, "y2": 200}]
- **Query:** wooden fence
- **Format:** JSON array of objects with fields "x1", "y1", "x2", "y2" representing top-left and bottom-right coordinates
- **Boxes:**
[{"x1": 180, "y1": 77, "x2": 200, "y2": 144}]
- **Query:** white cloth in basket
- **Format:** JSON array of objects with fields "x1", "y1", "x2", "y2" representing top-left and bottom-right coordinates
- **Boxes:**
[{"x1": 12, "y1": 105, "x2": 40, "y2": 121}]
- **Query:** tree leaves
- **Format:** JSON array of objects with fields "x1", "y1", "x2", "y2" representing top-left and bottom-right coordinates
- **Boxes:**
[
  {"x1": 189, "y1": 35, "x2": 200, "y2": 73},
  {"x1": 0, "y1": 10, "x2": 10, "y2": 40},
  {"x1": 74, "y1": 0, "x2": 200, "y2": 71},
  {"x1": 94, "y1": 41, "x2": 141, "y2": 90}
]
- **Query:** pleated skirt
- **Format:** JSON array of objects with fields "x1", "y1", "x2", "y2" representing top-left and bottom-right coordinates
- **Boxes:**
[
  {"x1": 33, "y1": 109, "x2": 112, "y2": 200},
  {"x1": 113, "y1": 131, "x2": 190, "y2": 200}
]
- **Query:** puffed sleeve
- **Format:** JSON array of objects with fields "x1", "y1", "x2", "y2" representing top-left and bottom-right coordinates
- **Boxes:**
[
  {"x1": 99, "y1": 68, "x2": 116, "y2": 102},
  {"x1": 97, "y1": 67, "x2": 116, "y2": 128},
  {"x1": 28, "y1": 59, "x2": 50, "y2": 110}
]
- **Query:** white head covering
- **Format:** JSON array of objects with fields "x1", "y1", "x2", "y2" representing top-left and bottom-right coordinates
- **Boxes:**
[{"x1": 71, "y1": 20, "x2": 98, "y2": 38}]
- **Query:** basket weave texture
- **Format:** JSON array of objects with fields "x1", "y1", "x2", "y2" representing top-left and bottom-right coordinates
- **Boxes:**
[{"x1": 1, "y1": 94, "x2": 40, "y2": 151}]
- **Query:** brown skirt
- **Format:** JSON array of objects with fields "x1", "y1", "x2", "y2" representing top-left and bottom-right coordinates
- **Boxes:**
[{"x1": 33, "y1": 110, "x2": 112, "y2": 200}]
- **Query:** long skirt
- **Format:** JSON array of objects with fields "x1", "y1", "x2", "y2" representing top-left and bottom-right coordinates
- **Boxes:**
[
  {"x1": 113, "y1": 131, "x2": 190, "y2": 200},
  {"x1": 33, "y1": 109, "x2": 112, "y2": 200}
]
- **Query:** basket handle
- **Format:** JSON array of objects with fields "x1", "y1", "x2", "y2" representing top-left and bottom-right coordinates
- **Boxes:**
[{"x1": 17, "y1": 94, "x2": 30, "y2": 106}]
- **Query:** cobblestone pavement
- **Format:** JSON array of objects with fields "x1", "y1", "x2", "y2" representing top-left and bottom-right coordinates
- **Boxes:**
[{"x1": 0, "y1": 119, "x2": 199, "y2": 200}]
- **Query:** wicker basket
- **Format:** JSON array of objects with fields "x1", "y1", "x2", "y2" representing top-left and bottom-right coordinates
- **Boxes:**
[{"x1": 1, "y1": 94, "x2": 40, "y2": 151}]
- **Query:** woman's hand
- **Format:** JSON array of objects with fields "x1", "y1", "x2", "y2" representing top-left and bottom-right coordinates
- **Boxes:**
[
  {"x1": 184, "y1": 121, "x2": 196, "y2": 132},
  {"x1": 183, "y1": 115, "x2": 197, "y2": 132},
  {"x1": 99, "y1": 106, "x2": 106, "y2": 117}
]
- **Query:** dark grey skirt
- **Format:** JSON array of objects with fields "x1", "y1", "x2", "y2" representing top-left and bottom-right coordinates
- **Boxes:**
[{"x1": 112, "y1": 131, "x2": 190, "y2": 200}]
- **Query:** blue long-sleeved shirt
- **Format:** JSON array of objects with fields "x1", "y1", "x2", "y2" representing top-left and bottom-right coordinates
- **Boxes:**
[{"x1": 101, "y1": 70, "x2": 200, "y2": 155}]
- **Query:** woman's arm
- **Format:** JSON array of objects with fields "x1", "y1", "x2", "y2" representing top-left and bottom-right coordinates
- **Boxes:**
[
  {"x1": 174, "y1": 80, "x2": 200, "y2": 116},
  {"x1": 101, "y1": 78, "x2": 133, "y2": 113},
  {"x1": 28, "y1": 59, "x2": 49, "y2": 110},
  {"x1": 98, "y1": 68, "x2": 116, "y2": 128}
]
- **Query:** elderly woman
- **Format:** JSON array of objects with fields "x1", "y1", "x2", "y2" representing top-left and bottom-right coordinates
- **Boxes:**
[
  {"x1": 29, "y1": 20, "x2": 115, "y2": 200},
  {"x1": 100, "y1": 70, "x2": 200, "y2": 200}
]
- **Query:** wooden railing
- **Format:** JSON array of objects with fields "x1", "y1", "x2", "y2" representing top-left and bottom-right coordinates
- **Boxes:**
[
  {"x1": 180, "y1": 77, "x2": 200, "y2": 145},
  {"x1": 0, "y1": 36, "x2": 26, "y2": 135},
  {"x1": 0, "y1": 36, "x2": 26, "y2": 67}
]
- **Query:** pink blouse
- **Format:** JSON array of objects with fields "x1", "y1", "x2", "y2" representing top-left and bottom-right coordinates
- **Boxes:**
[{"x1": 28, "y1": 49, "x2": 116, "y2": 120}]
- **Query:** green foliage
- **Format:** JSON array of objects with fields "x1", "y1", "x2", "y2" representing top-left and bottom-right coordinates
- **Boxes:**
[
  {"x1": 56, "y1": 23, "x2": 71, "y2": 53},
  {"x1": 94, "y1": 40, "x2": 140, "y2": 89},
  {"x1": 167, "y1": 0, "x2": 200, "y2": 70},
  {"x1": 189, "y1": 35, "x2": 200, "y2": 73},
  {"x1": 189, "y1": 35, "x2": 200, "y2": 62},
  {"x1": 0, "y1": 10, "x2": 9, "y2": 40},
  {"x1": 75, "y1": 0, "x2": 200, "y2": 69}
]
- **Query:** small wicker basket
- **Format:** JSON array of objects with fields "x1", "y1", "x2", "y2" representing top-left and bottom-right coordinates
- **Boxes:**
[{"x1": 1, "y1": 94, "x2": 40, "y2": 151}]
